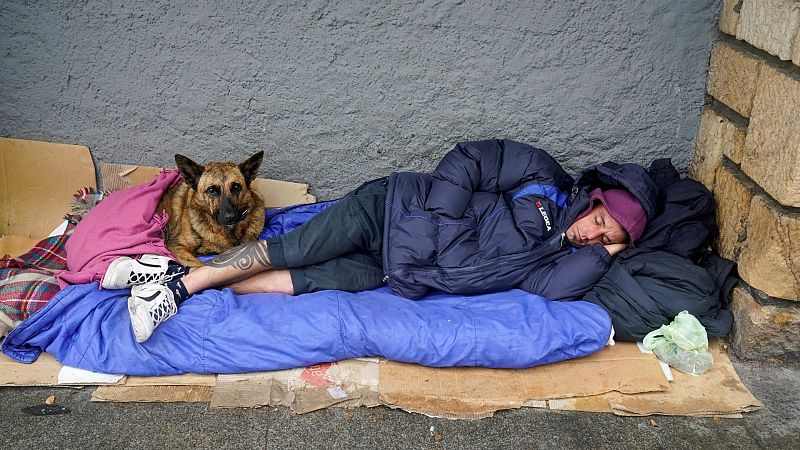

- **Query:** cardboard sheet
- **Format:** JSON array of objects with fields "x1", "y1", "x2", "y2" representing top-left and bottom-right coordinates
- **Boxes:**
[
  {"x1": 125, "y1": 373, "x2": 217, "y2": 387},
  {"x1": 209, "y1": 359, "x2": 381, "y2": 413},
  {"x1": 91, "y1": 385, "x2": 213, "y2": 403},
  {"x1": 0, "y1": 138, "x2": 96, "y2": 257},
  {"x1": 0, "y1": 353, "x2": 124, "y2": 387},
  {"x1": 98, "y1": 163, "x2": 316, "y2": 207},
  {"x1": 604, "y1": 341, "x2": 763, "y2": 417},
  {"x1": 377, "y1": 342, "x2": 669, "y2": 419},
  {"x1": 0, "y1": 353, "x2": 62, "y2": 386},
  {"x1": 4, "y1": 342, "x2": 762, "y2": 418}
]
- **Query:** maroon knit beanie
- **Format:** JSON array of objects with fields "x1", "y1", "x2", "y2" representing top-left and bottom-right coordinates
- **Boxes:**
[{"x1": 580, "y1": 188, "x2": 647, "y2": 247}]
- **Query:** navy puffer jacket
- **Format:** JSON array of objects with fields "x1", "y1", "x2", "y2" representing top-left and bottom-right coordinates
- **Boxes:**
[{"x1": 382, "y1": 139, "x2": 659, "y2": 299}]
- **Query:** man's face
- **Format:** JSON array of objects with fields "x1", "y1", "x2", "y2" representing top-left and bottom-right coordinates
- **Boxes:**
[{"x1": 566, "y1": 203, "x2": 629, "y2": 247}]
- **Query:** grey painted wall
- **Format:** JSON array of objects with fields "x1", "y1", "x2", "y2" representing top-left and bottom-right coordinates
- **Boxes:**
[{"x1": 1, "y1": 0, "x2": 720, "y2": 200}]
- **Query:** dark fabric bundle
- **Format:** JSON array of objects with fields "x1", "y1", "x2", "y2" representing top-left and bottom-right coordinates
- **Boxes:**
[{"x1": 583, "y1": 159, "x2": 735, "y2": 341}]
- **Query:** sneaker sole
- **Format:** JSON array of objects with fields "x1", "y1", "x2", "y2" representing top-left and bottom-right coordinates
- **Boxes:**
[{"x1": 128, "y1": 295, "x2": 153, "y2": 343}]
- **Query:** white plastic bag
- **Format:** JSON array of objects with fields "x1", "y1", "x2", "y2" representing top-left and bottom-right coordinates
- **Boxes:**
[{"x1": 643, "y1": 311, "x2": 713, "y2": 376}]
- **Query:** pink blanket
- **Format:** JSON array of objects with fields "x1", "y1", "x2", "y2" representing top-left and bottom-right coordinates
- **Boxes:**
[{"x1": 56, "y1": 170, "x2": 181, "y2": 288}]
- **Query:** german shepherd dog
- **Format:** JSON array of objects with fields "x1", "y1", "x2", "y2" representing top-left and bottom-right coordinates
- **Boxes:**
[{"x1": 158, "y1": 152, "x2": 266, "y2": 267}]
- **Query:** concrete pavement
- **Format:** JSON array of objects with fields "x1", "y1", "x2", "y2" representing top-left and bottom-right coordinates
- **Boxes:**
[{"x1": 1, "y1": 356, "x2": 798, "y2": 449}]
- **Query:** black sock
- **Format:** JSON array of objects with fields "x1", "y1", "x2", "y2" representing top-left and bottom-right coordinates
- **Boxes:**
[
  {"x1": 165, "y1": 278, "x2": 190, "y2": 305},
  {"x1": 165, "y1": 261, "x2": 190, "y2": 280}
]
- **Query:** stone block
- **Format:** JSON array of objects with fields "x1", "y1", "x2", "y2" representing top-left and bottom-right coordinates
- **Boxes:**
[
  {"x1": 722, "y1": 119, "x2": 747, "y2": 165},
  {"x1": 737, "y1": 0, "x2": 800, "y2": 61},
  {"x1": 738, "y1": 195, "x2": 800, "y2": 301},
  {"x1": 794, "y1": 22, "x2": 800, "y2": 66},
  {"x1": 719, "y1": 0, "x2": 741, "y2": 36},
  {"x1": 741, "y1": 64, "x2": 800, "y2": 207},
  {"x1": 713, "y1": 165, "x2": 754, "y2": 260},
  {"x1": 731, "y1": 286, "x2": 800, "y2": 360},
  {"x1": 689, "y1": 107, "x2": 746, "y2": 190},
  {"x1": 706, "y1": 41, "x2": 764, "y2": 117}
]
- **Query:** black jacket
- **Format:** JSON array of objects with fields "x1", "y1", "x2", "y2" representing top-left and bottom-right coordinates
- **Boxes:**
[
  {"x1": 583, "y1": 251, "x2": 735, "y2": 341},
  {"x1": 582, "y1": 159, "x2": 735, "y2": 341},
  {"x1": 382, "y1": 139, "x2": 659, "y2": 299}
]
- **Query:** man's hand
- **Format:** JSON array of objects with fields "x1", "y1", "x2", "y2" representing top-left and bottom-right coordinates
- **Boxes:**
[{"x1": 603, "y1": 243, "x2": 628, "y2": 256}]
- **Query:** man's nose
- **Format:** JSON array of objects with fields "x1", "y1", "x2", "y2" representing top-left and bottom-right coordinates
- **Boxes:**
[{"x1": 585, "y1": 225, "x2": 603, "y2": 241}]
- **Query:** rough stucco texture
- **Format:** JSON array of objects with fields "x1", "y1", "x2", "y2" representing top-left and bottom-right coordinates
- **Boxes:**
[{"x1": 0, "y1": 0, "x2": 719, "y2": 199}]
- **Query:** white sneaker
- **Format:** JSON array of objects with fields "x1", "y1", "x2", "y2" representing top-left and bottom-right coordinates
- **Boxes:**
[
  {"x1": 102, "y1": 254, "x2": 178, "y2": 289},
  {"x1": 128, "y1": 284, "x2": 178, "y2": 343}
]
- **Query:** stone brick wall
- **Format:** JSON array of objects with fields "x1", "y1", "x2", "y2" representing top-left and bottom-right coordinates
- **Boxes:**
[{"x1": 690, "y1": 0, "x2": 800, "y2": 360}]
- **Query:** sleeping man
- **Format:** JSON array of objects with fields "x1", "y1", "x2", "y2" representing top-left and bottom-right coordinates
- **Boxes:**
[{"x1": 101, "y1": 139, "x2": 658, "y2": 343}]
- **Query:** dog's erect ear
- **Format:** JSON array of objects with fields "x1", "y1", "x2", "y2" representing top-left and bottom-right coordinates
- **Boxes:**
[
  {"x1": 238, "y1": 151, "x2": 264, "y2": 186},
  {"x1": 175, "y1": 154, "x2": 204, "y2": 190}
]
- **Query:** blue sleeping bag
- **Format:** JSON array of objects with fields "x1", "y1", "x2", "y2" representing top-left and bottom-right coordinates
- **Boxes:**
[
  {"x1": 3, "y1": 284, "x2": 611, "y2": 376},
  {"x1": 2, "y1": 202, "x2": 612, "y2": 376}
]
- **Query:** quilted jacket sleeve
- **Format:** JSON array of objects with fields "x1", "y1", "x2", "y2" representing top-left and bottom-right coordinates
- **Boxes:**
[
  {"x1": 517, "y1": 244, "x2": 612, "y2": 300},
  {"x1": 425, "y1": 139, "x2": 573, "y2": 218}
]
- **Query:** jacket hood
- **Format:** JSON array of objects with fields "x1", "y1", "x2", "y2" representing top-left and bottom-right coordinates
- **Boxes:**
[{"x1": 572, "y1": 162, "x2": 659, "y2": 221}]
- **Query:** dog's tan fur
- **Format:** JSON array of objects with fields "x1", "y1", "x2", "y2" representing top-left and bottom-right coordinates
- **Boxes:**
[{"x1": 158, "y1": 152, "x2": 266, "y2": 267}]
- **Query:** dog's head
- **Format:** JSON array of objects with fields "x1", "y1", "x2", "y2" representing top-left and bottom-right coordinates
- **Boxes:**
[{"x1": 175, "y1": 151, "x2": 264, "y2": 229}]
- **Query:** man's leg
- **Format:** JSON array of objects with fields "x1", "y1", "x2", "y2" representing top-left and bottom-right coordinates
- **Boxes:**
[
  {"x1": 223, "y1": 269, "x2": 294, "y2": 295},
  {"x1": 125, "y1": 178, "x2": 388, "y2": 342},
  {"x1": 181, "y1": 177, "x2": 387, "y2": 296},
  {"x1": 220, "y1": 250, "x2": 384, "y2": 296},
  {"x1": 181, "y1": 240, "x2": 274, "y2": 295},
  {"x1": 288, "y1": 251, "x2": 384, "y2": 294}
]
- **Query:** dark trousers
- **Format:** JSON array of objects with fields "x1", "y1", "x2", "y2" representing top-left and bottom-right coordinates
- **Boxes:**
[{"x1": 265, "y1": 178, "x2": 387, "y2": 294}]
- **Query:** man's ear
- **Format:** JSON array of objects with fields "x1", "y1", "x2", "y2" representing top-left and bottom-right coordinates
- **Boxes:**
[
  {"x1": 175, "y1": 154, "x2": 204, "y2": 190},
  {"x1": 238, "y1": 151, "x2": 264, "y2": 186}
]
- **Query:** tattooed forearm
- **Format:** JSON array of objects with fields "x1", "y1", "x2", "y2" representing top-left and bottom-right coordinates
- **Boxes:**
[{"x1": 207, "y1": 240, "x2": 271, "y2": 270}]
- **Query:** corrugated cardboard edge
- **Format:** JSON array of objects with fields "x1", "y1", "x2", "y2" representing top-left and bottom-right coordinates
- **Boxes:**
[
  {"x1": 76, "y1": 373, "x2": 217, "y2": 402},
  {"x1": 0, "y1": 353, "x2": 125, "y2": 387},
  {"x1": 125, "y1": 373, "x2": 217, "y2": 386},
  {"x1": 91, "y1": 385, "x2": 213, "y2": 403},
  {"x1": 98, "y1": 163, "x2": 316, "y2": 207},
  {"x1": 0, "y1": 353, "x2": 62, "y2": 386}
]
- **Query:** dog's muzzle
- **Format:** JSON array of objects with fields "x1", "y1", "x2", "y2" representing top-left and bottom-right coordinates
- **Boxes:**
[{"x1": 224, "y1": 208, "x2": 251, "y2": 230}]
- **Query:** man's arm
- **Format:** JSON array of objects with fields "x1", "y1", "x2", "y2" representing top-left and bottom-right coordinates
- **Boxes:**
[
  {"x1": 425, "y1": 139, "x2": 573, "y2": 217},
  {"x1": 517, "y1": 244, "x2": 616, "y2": 300}
]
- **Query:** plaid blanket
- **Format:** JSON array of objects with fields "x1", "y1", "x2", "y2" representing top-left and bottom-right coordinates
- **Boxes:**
[
  {"x1": 0, "y1": 188, "x2": 100, "y2": 336},
  {"x1": 0, "y1": 232, "x2": 70, "y2": 333}
]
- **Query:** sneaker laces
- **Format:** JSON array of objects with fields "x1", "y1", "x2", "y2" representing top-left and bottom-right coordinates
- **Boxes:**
[
  {"x1": 128, "y1": 270, "x2": 183, "y2": 286},
  {"x1": 147, "y1": 293, "x2": 177, "y2": 323}
]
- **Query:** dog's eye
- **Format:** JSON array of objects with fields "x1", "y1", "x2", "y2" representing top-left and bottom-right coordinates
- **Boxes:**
[
  {"x1": 206, "y1": 186, "x2": 220, "y2": 196},
  {"x1": 231, "y1": 183, "x2": 242, "y2": 194}
]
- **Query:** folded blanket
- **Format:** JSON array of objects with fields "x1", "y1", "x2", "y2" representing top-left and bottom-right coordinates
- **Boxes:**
[{"x1": 56, "y1": 170, "x2": 181, "y2": 288}]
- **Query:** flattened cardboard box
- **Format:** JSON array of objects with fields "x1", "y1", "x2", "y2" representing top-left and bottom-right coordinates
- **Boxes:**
[
  {"x1": 0, "y1": 138, "x2": 96, "y2": 257},
  {"x1": 1, "y1": 341, "x2": 762, "y2": 418},
  {"x1": 0, "y1": 138, "x2": 763, "y2": 419}
]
